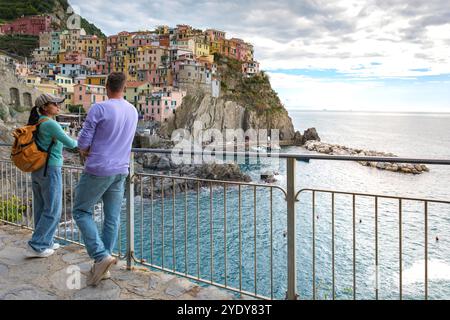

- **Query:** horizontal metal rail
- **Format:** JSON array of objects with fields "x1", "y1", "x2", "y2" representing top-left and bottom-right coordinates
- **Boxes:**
[
  {"x1": 1, "y1": 144, "x2": 450, "y2": 300},
  {"x1": 2, "y1": 143, "x2": 450, "y2": 165}
]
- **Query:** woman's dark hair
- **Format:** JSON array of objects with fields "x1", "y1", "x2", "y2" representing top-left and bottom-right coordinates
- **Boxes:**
[{"x1": 27, "y1": 105, "x2": 45, "y2": 125}]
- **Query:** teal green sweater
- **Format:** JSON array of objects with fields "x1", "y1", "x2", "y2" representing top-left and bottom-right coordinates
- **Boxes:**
[{"x1": 36, "y1": 116, "x2": 78, "y2": 167}]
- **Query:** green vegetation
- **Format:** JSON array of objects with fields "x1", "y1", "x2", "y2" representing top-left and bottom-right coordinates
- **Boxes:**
[
  {"x1": 67, "y1": 104, "x2": 86, "y2": 114},
  {"x1": 0, "y1": 35, "x2": 39, "y2": 57},
  {"x1": 80, "y1": 17, "x2": 105, "y2": 38},
  {"x1": 0, "y1": 196, "x2": 27, "y2": 223},
  {"x1": 214, "y1": 53, "x2": 284, "y2": 116},
  {"x1": 0, "y1": 0, "x2": 69, "y2": 21}
]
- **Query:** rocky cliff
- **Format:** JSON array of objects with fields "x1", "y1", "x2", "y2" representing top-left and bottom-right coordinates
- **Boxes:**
[{"x1": 163, "y1": 54, "x2": 296, "y2": 141}]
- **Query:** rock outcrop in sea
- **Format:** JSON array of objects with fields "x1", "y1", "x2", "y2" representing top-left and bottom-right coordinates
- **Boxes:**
[{"x1": 304, "y1": 140, "x2": 429, "y2": 174}]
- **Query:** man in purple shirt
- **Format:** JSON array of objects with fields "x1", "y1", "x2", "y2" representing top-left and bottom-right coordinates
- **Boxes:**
[{"x1": 73, "y1": 72, "x2": 138, "y2": 286}]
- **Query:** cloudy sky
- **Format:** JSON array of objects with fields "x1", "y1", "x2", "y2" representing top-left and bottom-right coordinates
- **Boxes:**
[{"x1": 71, "y1": 0, "x2": 450, "y2": 112}]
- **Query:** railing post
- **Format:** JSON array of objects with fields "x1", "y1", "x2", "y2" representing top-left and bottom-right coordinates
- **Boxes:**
[
  {"x1": 126, "y1": 152, "x2": 135, "y2": 270},
  {"x1": 286, "y1": 157, "x2": 298, "y2": 300}
]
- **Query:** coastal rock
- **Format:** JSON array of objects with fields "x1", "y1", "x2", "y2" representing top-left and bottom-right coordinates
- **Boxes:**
[
  {"x1": 293, "y1": 131, "x2": 303, "y2": 146},
  {"x1": 261, "y1": 171, "x2": 277, "y2": 183},
  {"x1": 137, "y1": 154, "x2": 252, "y2": 198},
  {"x1": 303, "y1": 141, "x2": 429, "y2": 175},
  {"x1": 162, "y1": 87, "x2": 296, "y2": 142},
  {"x1": 302, "y1": 128, "x2": 321, "y2": 144}
]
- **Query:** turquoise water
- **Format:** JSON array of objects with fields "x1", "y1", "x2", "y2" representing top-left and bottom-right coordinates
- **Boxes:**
[{"x1": 88, "y1": 111, "x2": 450, "y2": 300}]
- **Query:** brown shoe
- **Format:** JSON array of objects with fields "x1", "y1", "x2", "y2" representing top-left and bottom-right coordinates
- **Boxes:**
[
  {"x1": 86, "y1": 256, "x2": 117, "y2": 287},
  {"x1": 102, "y1": 270, "x2": 111, "y2": 280}
]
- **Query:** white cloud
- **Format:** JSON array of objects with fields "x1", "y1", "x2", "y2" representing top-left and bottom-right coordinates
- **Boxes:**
[{"x1": 267, "y1": 72, "x2": 450, "y2": 112}]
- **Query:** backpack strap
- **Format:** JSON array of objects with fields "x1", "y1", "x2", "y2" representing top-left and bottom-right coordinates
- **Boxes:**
[
  {"x1": 36, "y1": 118, "x2": 55, "y2": 178},
  {"x1": 36, "y1": 118, "x2": 49, "y2": 126},
  {"x1": 43, "y1": 138, "x2": 56, "y2": 177}
]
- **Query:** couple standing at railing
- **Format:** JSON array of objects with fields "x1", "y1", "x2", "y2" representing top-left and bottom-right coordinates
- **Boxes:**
[{"x1": 24, "y1": 72, "x2": 138, "y2": 287}]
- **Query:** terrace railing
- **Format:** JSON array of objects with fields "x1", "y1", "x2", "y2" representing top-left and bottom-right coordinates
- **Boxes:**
[{"x1": 1, "y1": 144, "x2": 450, "y2": 300}]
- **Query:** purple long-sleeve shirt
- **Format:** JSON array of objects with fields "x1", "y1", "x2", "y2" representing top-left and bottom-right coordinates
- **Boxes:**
[{"x1": 78, "y1": 98, "x2": 138, "y2": 176}]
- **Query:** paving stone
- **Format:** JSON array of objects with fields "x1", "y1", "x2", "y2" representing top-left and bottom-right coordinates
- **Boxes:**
[
  {"x1": 77, "y1": 262, "x2": 92, "y2": 273},
  {"x1": 165, "y1": 278, "x2": 196, "y2": 297},
  {"x1": 148, "y1": 273, "x2": 175, "y2": 290},
  {"x1": 0, "y1": 263, "x2": 8, "y2": 276},
  {"x1": 0, "y1": 246, "x2": 28, "y2": 266},
  {"x1": 62, "y1": 252, "x2": 90, "y2": 265},
  {"x1": 72, "y1": 280, "x2": 121, "y2": 300},
  {"x1": 192, "y1": 286, "x2": 235, "y2": 300},
  {"x1": 0, "y1": 285, "x2": 57, "y2": 300}
]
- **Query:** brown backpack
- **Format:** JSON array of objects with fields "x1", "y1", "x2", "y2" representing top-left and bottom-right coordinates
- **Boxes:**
[{"x1": 11, "y1": 118, "x2": 55, "y2": 176}]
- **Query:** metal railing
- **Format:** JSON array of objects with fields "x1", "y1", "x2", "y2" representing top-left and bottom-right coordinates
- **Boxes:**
[{"x1": 1, "y1": 143, "x2": 450, "y2": 300}]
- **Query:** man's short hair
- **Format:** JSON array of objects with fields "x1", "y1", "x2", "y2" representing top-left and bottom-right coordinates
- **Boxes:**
[{"x1": 106, "y1": 72, "x2": 126, "y2": 92}]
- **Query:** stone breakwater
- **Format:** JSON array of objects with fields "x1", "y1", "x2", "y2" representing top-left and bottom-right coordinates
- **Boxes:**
[{"x1": 304, "y1": 140, "x2": 429, "y2": 174}]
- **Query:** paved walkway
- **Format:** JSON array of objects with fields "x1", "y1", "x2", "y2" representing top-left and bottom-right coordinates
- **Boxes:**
[{"x1": 0, "y1": 223, "x2": 237, "y2": 300}]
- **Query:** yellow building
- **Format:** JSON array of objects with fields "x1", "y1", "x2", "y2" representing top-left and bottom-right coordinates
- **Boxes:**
[
  {"x1": 195, "y1": 41, "x2": 210, "y2": 58},
  {"x1": 117, "y1": 32, "x2": 134, "y2": 51},
  {"x1": 86, "y1": 75, "x2": 108, "y2": 86},
  {"x1": 209, "y1": 40, "x2": 222, "y2": 55},
  {"x1": 124, "y1": 81, "x2": 153, "y2": 107},
  {"x1": 55, "y1": 74, "x2": 75, "y2": 94},
  {"x1": 25, "y1": 75, "x2": 42, "y2": 85},
  {"x1": 126, "y1": 46, "x2": 138, "y2": 81},
  {"x1": 35, "y1": 83, "x2": 62, "y2": 96},
  {"x1": 64, "y1": 92, "x2": 74, "y2": 106},
  {"x1": 177, "y1": 38, "x2": 195, "y2": 54},
  {"x1": 77, "y1": 35, "x2": 106, "y2": 60}
]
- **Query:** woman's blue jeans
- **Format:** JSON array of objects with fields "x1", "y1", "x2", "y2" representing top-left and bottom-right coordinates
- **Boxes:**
[{"x1": 28, "y1": 166, "x2": 62, "y2": 252}]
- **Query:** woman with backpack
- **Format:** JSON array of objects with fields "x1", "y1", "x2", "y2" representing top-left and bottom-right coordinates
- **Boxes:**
[{"x1": 25, "y1": 93, "x2": 78, "y2": 258}]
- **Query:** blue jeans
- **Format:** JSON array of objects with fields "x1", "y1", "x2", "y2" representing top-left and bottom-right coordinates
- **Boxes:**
[
  {"x1": 29, "y1": 166, "x2": 62, "y2": 252},
  {"x1": 73, "y1": 172, "x2": 127, "y2": 262}
]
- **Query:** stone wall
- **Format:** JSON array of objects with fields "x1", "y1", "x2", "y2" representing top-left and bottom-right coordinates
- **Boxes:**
[{"x1": 0, "y1": 54, "x2": 41, "y2": 120}]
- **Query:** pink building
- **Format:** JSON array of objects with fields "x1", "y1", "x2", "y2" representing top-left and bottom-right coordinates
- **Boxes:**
[
  {"x1": 0, "y1": 15, "x2": 52, "y2": 36},
  {"x1": 205, "y1": 29, "x2": 226, "y2": 42},
  {"x1": 73, "y1": 84, "x2": 108, "y2": 112},
  {"x1": 138, "y1": 87, "x2": 186, "y2": 123},
  {"x1": 82, "y1": 57, "x2": 107, "y2": 74},
  {"x1": 137, "y1": 46, "x2": 167, "y2": 70},
  {"x1": 242, "y1": 61, "x2": 260, "y2": 77},
  {"x1": 132, "y1": 33, "x2": 159, "y2": 47},
  {"x1": 231, "y1": 38, "x2": 254, "y2": 62}
]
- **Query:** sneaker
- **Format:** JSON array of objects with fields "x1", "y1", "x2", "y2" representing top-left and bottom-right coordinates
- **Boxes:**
[
  {"x1": 25, "y1": 244, "x2": 55, "y2": 258},
  {"x1": 51, "y1": 243, "x2": 60, "y2": 250},
  {"x1": 86, "y1": 255, "x2": 117, "y2": 287}
]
